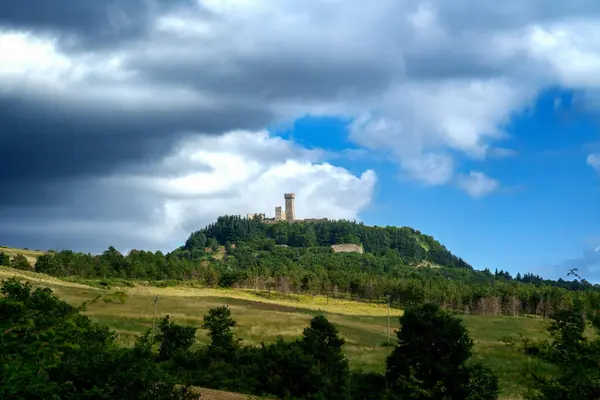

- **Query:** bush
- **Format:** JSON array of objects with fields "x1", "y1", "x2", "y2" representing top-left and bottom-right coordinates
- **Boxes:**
[
  {"x1": 102, "y1": 291, "x2": 129, "y2": 304},
  {"x1": 156, "y1": 315, "x2": 197, "y2": 361},
  {"x1": 0, "y1": 251, "x2": 9, "y2": 266},
  {"x1": 9, "y1": 254, "x2": 32, "y2": 270}
]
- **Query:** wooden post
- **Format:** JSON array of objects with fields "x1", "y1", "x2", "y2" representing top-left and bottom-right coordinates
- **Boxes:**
[
  {"x1": 151, "y1": 295, "x2": 159, "y2": 344},
  {"x1": 387, "y1": 295, "x2": 391, "y2": 344}
]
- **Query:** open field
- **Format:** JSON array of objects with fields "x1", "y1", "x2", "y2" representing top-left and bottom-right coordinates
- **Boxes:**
[{"x1": 0, "y1": 266, "x2": 548, "y2": 399}]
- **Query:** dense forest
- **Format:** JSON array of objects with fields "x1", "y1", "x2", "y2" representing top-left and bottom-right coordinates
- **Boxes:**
[{"x1": 1, "y1": 216, "x2": 597, "y2": 317}]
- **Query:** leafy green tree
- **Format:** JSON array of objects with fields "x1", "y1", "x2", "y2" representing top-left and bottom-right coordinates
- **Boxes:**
[
  {"x1": 301, "y1": 314, "x2": 351, "y2": 399},
  {"x1": 202, "y1": 305, "x2": 239, "y2": 354},
  {"x1": 0, "y1": 251, "x2": 9, "y2": 266},
  {"x1": 35, "y1": 253, "x2": 66, "y2": 276},
  {"x1": 523, "y1": 307, "x2": 600, "y2": 400},
  {"x1": 9, "y1": 253, "x2": 31, "y2": 270},
  {"x1": 156, "y1": 315, "x2": 197, "y2": 361},
  {"x1": 385, "y1": 303, "x2": 498, "y2": 400}
]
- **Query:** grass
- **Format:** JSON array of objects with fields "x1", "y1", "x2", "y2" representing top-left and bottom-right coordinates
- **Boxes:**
[
  {"x1": 0, "y1": 266, "x2": 547, "y2": 399},
  {"x1": 0, "y1": 245, "x2": 46, "y2": 265}
]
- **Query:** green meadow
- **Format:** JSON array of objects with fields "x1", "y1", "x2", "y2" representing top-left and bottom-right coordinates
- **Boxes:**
[{"x1": 0, "y1": 267, "x2": 550, "y2": 399}]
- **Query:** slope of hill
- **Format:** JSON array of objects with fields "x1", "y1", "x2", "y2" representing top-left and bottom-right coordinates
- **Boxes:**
[
  {"x1": 179, "y1": 215, "x2": 472, "y2": 269},
  {"x1": 0, "y1": 245, "x2": 46, "y2": 264},
  {"x1": 0, "y1": 265, "x2": 547, "y2": 399},
  {"x1": 1, "y1": 215, "x2": 596, "y2": 319}
]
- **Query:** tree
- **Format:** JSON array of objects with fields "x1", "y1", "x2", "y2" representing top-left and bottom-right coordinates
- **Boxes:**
[
  {"x1": 385, "y1": 303, "x2": 498, "y2": 400},
  {"x1": 0, "y1": 251, "x2": 9, "y2": 266},
  {"x1": 35, "y1": 253, "x2": 66, "y2": 276},
  {"x1": 0, "y1": 277, "x2": 193, "y2": 399},
  {"x1": 156, "y1": 315, "x2": 197, "y2": 361},
  {"x1": 301, "y1": 314, "x2": 350, "y2": 399},
  {"x1": 523, "y1": 307, "x2": 600, "y2": 400},
  {"x1": 202, "y1": 306, "x2": 239, "y2": 354},
  {"x1": 9, "y1": 254, "x2": 32, "y2": 270}
]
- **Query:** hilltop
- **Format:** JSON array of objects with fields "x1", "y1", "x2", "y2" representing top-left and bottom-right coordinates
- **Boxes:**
[{"x1": 176, "y1": 215, "x2": 471, "y2": 268}]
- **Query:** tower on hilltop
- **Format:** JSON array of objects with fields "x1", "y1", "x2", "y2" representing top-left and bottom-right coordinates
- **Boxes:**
[{"x1": 284, "y1": 193, "x2": 295, "y2": 221}]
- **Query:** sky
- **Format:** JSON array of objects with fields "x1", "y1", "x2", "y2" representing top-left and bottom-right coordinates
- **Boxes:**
[{"x1": 0, "y1": 0, "x2": 598, "y2": 280}]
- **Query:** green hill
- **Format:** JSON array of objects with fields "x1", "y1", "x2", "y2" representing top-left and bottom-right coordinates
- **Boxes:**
[{"x1": 177, "y1": 215, "x2": 471, "y2": 269}]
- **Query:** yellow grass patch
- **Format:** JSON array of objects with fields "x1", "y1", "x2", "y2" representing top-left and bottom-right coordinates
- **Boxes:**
[{"x1": 0, "y1": 246, "x2": 46, "y2": 265}]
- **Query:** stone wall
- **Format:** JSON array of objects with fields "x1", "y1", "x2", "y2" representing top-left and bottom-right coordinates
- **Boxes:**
[{"x1": 331, "y1": 244, "x2": 364, "y2": 254}]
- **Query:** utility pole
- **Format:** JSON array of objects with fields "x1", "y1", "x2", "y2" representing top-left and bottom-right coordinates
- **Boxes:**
[
  {"x1": 386, "y1": 294, "x2": 391, "y2": 344},
  {"x1": 151, "y1": 295, "x2": 159, "y2": 344}
]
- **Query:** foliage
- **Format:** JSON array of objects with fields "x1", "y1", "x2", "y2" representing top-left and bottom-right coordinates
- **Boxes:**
[
  {"x1": 300, "y1": 314, "x2": 350, "y2": 399},
  {"x1": 0, "y1": 251, "x2": 9, "y2": 266},
  {"x1": 0, "y1": 278, "x2": 192, "y2": 400},
  {"x1": 9, "y1": 253, "x2": 31, "y2": 270},
  {"x1": 202, "y1": 305, "x2": 239, "y2": 354},
  {"x1": 523, "y1": 307, "x2": 600, "y2": 400},
  {"x1": 156, "y1": 315, "x2": 197, "y2": 361},
  {"x1": 35, "y1": 253, "x2": 66, "y2": 276},
  {"x1": 101, "y1": 290, "x2": 129, "y2": 304},
  {"x1": 385, "y1": 303, "x2": 499, "y2": 400}
]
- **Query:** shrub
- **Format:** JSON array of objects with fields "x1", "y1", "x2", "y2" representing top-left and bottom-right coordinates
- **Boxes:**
[
  {"x1": 0, "y1": 251, "x2": 9, "y2": 266},
  {"x1": 156, "y1": 315, "x2": 197, "y2": 361},
  {"x1": 9, "y1": 254, "x2": 32, "y2": 270}
]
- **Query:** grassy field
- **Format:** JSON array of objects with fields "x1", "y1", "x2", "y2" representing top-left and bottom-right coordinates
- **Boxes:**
[
  {"x1": 0, "y1": 266, "x2": 547, "y2": 399},
  {"x1": 0, "y1": 245, "x2": 46, "y2": 265}
]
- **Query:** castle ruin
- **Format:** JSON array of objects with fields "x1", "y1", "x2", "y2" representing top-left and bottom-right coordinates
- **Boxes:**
[{"x1": 248, "y1": 193, "x2": 327, "y2": 224}]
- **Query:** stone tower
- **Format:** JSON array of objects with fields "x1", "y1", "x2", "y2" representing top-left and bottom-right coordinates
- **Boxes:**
[
  {"x1": 275, "y1": 206, "x2": 286, "y2": 221},
  {"x1": 284, "y1": 193, "x2": 295, "y2": 221}
]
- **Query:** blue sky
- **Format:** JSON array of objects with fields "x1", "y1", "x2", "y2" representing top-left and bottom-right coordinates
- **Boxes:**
[{"x1": 273, "y1": 89, "x2": 600, "y2": 280}]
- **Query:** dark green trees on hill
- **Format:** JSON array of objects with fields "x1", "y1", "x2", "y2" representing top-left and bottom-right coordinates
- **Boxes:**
[{"x1": 183, "y1": 215, "x2": 472, "y2": 269}]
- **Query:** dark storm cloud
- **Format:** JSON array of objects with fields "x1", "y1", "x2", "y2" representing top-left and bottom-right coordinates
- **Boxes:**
[
  {"x1": 0, "y1": 95, "x2": 273, "y2": 188},
  {"x1": 436, "y1": 1, "x2": 600, "y2": 32},
  {"x1": 0, "y1": 0, "x2": 204, "y2": 49},
  {"x1": 131, "y1": 52, "x2": 401, "y2": 102}
]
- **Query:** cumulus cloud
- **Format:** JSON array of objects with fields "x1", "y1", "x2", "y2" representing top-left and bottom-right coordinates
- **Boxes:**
[
  {"x1": 0, "y1": 132, "x2": 376, "y2": 252},
  {"x1": 457, "y1": 172, "x2": 500, "y2": 198},
  {"x1": 588, "y1": 153, "x2": 600, "y2": 172}
]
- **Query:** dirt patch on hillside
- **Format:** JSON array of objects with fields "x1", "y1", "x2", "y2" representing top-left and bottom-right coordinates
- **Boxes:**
[{"x1": 192, "y1": 387, "x2": 272, "y2": 399}]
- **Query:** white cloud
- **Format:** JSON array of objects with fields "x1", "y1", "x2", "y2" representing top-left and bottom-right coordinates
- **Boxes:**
[
  {"x1": 457, "y1": 171, "x2": 500, "y2": 198},
  {"x1": 588, "y1": 153, "x2": 600, "y2": 172},
  {"x1": 8, "y1": 131, "x2": 376, "y2": 251}
]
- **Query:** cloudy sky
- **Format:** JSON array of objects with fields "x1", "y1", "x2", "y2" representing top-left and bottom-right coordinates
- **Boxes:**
[{"x1": 1, "y1": 0, "x2": 599, "y2": 280}]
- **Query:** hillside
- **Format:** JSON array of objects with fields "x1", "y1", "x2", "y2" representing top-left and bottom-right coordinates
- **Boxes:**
[
  {"x1": 177, "y1": 215, "x2": 472, "y2": 269},
  {"x1": 0, "y1": 265, "x2": 548, "y2": 399},
  {"x1": 1, "y1": 215, "x2": 596, "y2": 318}
]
